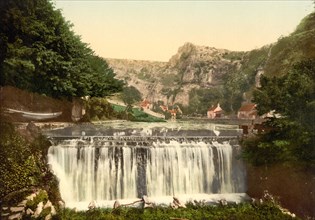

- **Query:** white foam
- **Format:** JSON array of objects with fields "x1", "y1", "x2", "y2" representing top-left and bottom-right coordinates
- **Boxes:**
[{"x1": 64, "y1": 193, "x2": 249, "y2": 211}]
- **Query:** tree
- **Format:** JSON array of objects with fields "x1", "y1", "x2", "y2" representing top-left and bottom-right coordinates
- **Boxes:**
[
  {"x1": 121, "y1": 86, "x2": 142, "y2": 106},
  {"x1": 0, "y1": 0, "x2": 123, "y2": 99},
  {"x1": 243, "y1": 60, "x2": 315, "y2": 165}
]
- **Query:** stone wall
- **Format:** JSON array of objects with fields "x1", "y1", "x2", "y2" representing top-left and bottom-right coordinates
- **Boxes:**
[{"x1": 1, "y1": 190, "x2": 58, "y2": 220}]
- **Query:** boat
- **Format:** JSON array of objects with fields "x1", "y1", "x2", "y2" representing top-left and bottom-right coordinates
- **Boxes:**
[{"x1": 5, "y1": 108, "x2": 62, "y2": 120}]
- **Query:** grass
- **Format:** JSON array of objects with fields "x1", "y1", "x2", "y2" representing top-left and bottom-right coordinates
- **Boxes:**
[
  {"x1": 52, "y1": 202, "x2": 298, "y2": 220},
  {"x1": 111, "y1": 104, "x2": 165, "y2": 122}
]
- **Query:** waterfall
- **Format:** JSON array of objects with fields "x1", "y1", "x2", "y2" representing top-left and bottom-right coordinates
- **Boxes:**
[{"x1": 48, "y1": 137, "x2": 245, "y2": 205}]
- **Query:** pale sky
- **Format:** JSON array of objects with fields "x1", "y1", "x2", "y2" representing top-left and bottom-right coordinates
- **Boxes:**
[{"x1": 54, "y1": 0, "x2": 313, "y2": 61}]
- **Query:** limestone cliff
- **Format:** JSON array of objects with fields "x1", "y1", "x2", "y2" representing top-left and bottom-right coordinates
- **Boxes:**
[
  {"x1": 107, "y1": 11, "x2": 315, "y2": 113},
  {"x1": 107, "y1": 42, "x2": 243, "y2": 106}
]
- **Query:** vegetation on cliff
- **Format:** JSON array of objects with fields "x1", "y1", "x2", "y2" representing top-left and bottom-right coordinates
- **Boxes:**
[
  {"x1": 241, "y1": 10, "x2": 315, "y2": 166},
  {"x1": 108, "y1": 12, "x2": 315, "y2": 117},
  {"x1": 264, "y1": 13, "x2": 315, "y2": 77},
  {"x1": 0, "y1": 122, "x2": 60, "y2": 205},
  {"x1": 242, "y1": 60, "x2": 315, "y2": 166}
]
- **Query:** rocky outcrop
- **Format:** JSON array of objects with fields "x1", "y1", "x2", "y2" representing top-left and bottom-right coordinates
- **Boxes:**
[
  {"x1": 1, "y1": 190, "x2": 58, "y2": 220},
  {"x1": 107, "y1": 42, "x2": 243, "y2": 106}
]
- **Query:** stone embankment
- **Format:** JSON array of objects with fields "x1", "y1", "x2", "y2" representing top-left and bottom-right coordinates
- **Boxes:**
[{"x1": 1, "y1": 190, "x2": 59, "y2": 220}]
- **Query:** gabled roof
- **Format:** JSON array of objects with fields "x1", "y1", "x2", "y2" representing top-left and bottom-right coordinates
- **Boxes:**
[
  {"x1": 168, "y1": 109, "x2": 177, "y2": 114},
  {"x1": 208, "y1": 106, "x2": 217, "y2": 111},
  {"x1": 160, "y1": 105, "x2": 168, "y2": 111},
  {"x1": 140, "y1": 99, "x2": 150, "y2": 107},
  {"x1": 238, "y1": 103, "x2": 256, "y2": 112},
  {"x1": 208, "y1": 103, "x2": 223, "y2": 112}
]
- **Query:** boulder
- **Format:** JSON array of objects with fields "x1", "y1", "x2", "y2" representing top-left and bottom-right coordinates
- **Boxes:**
[
  {"x1": 173, "y1": 197, "x2": 186, "y2": 208},
  {"x1": 34, "y1": 201, "x2": 43, "y2": 218},
  {"x1": 8, "y1": 212, "x2": 22, "y2": 220},
  {"x1": 219, "y1": 199, "x2": 227, "y2": 206},
  {"x1": 26, "y1": 208, "x2": 34, "y2": 215},
  {"x1": 43, "y1": 201, "x2": 52, "y2": 209},
  {"x1": 50, "y1": 206, "x2": 57, "y2": 215},
  {"x1": 26, "y1": 192, "x2": 38, "y2": 201},
  {"x1": 17, "y1": 200, "x2": 27, "y2": 207},
  {"x1": 113, "y1": 200, "x2": 120, "y2": 209},
  {"x1": 10, "y1": 206, "x2": 24, "y2": 212},
  {"x1": 45, "y1": 213, "x2": 52, "y2": 220},
  {"x1": 58, "y1": 200, "x2": 65, "y2": 209},
  {"x1": 88, "y1": 200, "x2": 97, "y2": 210}
]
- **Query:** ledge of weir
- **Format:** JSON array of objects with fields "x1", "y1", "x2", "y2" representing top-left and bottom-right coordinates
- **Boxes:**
[{"x1": 47, "y1": 135, "x2": 241, "y2": 147}]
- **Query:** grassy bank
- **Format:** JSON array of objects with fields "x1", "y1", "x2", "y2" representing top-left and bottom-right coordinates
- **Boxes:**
[
  {"x1": 112, "y1": 104, "x2": 165, "y2": 122},
  {"x1": 53, "y1": 202, "x2": 297, "y2": 220}
]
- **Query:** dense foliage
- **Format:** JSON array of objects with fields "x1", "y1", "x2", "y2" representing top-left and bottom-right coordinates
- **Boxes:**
[
  {"x1": 264, "y1": 12, "x2": 315, "y2": 77},
  {"x1": 184, "y1": 47, "x2": 269, "y2": 115},
  {"x1": 0, "y1": 122, "x2": 60, "y2": 204},
  {"x1": 52, "y1": 202, "x2": 298, "y2": 220},
  {"x1": 222, "y1": 46, "x2": 270, "y2": 112},
  {"x1": 121, "y1": 86, "x2": 142, "y2": 105},
  {"x1": 83, "y1": 97, "x2": 116, "y2": 121},
  {"x1": 242, "y1": 60, "x2": 315, "y2": 165},
  {"x1": 112, "y1": 104, "x2": 165, "y2": 122},
  {"x1": 0, "y1": 0, "x2": 123, "y2": 99},
  {"x1": 186, "y1": 87, "x2": 223, "y2": 115}
]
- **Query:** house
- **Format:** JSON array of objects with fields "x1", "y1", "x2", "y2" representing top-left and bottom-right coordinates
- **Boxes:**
[
  {"x1": 140, "y1": 99, "x2": 152, "y2": 110},
  {"x1": 237, "y1": 103, "x2": 257, "y2": 119},
  {"x1": 159, "y1": 105, "x2": 168, "y2": 112},
  {"x1": 168, "y1": 109, "x2": 177, "y2": 120},
  {"x1": 207, "y1": 103, "x2": 223, "y2": 119}
]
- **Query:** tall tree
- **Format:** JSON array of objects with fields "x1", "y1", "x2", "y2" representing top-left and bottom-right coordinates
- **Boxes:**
[
  {"x1": 121, "y1": 86, "x2": 142, "y2": 106},
  {"x1": 243, "y1": 60, "x2": 315, "y2": 165},
  {"x1": 0, "y1": 0, "x2": 123, "y2": 98}
]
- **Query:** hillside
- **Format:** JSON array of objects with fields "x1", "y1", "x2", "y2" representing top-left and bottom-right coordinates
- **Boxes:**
[
  {"x1": 108, "y1": 43, "x2": 266, "y2": 114},
  {"x1": 108, "y1": 43, "x2": 245, "y2": 111},
  {"x1": 264, "y1": 12, "x2": 315, "y2": 77},
  {"x1": 107, "y1": 12, "x2": 315, "y2": 115}
]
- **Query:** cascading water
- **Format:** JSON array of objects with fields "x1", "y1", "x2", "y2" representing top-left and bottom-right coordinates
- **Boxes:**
[{"x1": 46, "y1": 123, "x2": 246, "y2": 209}]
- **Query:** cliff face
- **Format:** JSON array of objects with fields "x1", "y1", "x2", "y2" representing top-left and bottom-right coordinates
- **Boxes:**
[
  {"x1": 107, "y1": 42, "x2": 243, "y2": 106},
  {"x1": 107, "y1": 12, "x2": 315, "y2": 111}
]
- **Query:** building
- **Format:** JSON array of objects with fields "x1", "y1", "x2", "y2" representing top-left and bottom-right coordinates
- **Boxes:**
[
  {"x1": 159, "y1": 105, "x2": 168, "y2": 112},
  {"x1": 168, "y1": 109, "x2": 177, "y2": 120},
  {"x1": 207, "y1": 103, "x2": 223, "y2": 119},
  {"x1": 140, "y1": 99, "x2": 152, "y2": 110},
  {"x1": 237, "y1": 103, "x2": 257, "y2": 119}
]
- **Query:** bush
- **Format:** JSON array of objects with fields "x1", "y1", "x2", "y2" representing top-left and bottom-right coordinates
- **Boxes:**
[
  {"x1": 84, "y1": 97, "x2": 115, "y2": 121},
  {"x1": 53, "y1": 202, "x2": 298, "y2": 220}
]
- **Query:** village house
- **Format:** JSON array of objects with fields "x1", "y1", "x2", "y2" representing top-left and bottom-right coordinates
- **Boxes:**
[
  {"x1": 140, "y1": 99, "x2": 152, "y2": 110},
  {"x1": 207, "y1": 103, "x2": 223, "y2": 119},
  {"x1": 159, "y1": 105, "x2": 168, "y2": 112},
  {"x1": 237, "y1": 103, "x2": 257, "y2": 119},
  {"x1": 168, "y1": 109, "x2": 177, "y2": 120}
]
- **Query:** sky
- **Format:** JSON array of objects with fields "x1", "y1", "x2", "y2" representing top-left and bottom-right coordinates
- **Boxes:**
[{"x1": 54, "y1": 0, "x2": 313, "y2": 62}]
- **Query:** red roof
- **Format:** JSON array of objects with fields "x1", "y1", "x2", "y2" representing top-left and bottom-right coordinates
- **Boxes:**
[
  {"x1": 140, "y1": 99, "x2": 150, "y2": 107},
  {"x1": 238, "y1": 103, "x2": 256, "y2": 112},
  {"x1": 208, "y1": 104, "x2": 223, "y2": 112},
  {"x1": 208, "y1": 106, "x2": 217, "y2": 111},
  {"x1": 160, "y1": 105, "x2": 168, "y2": 111}
]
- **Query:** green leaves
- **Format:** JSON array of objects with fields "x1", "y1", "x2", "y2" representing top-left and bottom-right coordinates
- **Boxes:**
[
  {"x1": 0, "y1": 122, "x2": 42, "y2": 198},
  {"x1": 0, "y1": 0, "x2": 123, "y2": 99},
  {"x1": 244, "y1": 60, "x2": 315, "y2": 165},
  {"x1": 121, "y1": 86, "x2": 142, "y2": 105}
]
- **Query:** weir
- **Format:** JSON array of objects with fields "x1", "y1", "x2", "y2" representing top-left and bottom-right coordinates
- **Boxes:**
[{"x1": 47, "y1": 124, "x2": 246, "y2": 208}]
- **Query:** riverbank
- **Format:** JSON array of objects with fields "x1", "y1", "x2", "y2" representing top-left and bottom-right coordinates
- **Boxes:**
[
  {"x1": 246, "y1": 163, "x2": 315, "y2": 219},
  {"x1": 53, "y1": 201, "x2": 298, "y2": 220}
]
